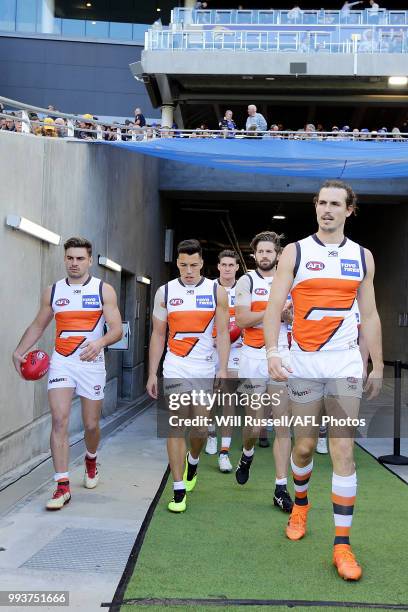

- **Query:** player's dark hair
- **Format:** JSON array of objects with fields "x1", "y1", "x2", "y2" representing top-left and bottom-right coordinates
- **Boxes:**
[
  {"x1": 64, "y1": 237, "x2": 92, "y2": 256},
  {"x1": 177, "y1": 239, "x2": 202, "y2": 257},
  {"x1": 250, "y1": 231, "x2": 284, "y2": 253},
  {"x1": 218, "y1": 249, "x2": 239, "y2": 263},
  {"x1": 314, "y1": 180, "x2": 358, "y2": 215}
]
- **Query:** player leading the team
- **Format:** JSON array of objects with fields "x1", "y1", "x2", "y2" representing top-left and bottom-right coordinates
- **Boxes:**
[
  {"x1": 264, "y1": 180, "x2": 383, "y2": 580},
  {"x1": 12, "y1": 237, "x2": 123, "y2": 510}
]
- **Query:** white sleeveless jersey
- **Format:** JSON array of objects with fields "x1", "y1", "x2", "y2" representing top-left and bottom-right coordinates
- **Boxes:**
[
  {"x1": 214, "y1": 279, "x2": 242, "y2": 350},
  {"x1": 291, "y1": 234, "x2": 366, "y2": 352},
  {"x1": 242, "y1": 270, "x2": 288, "y2": 358},
  {"x1": 164, "y1": 277, "x2": 217, "y2": 361},
  {"x1": 51, "y1": 276, "x2": 105, "y2": 363}
]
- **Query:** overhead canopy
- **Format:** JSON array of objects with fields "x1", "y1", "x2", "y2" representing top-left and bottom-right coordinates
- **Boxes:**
[{"x1": 98, "y1": 138, "x2": 408, "y2": 180}]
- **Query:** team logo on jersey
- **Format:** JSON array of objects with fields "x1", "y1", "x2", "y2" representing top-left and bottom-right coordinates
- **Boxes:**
[
  {"x1": 306, "y1": 261, "x2": 325, "y2": 271},
  {"x1": 328, "y1": 251, "x2": 338, "y2": 257},
  {"x1": 254, "y1": 288, "x2": 268, "y2": 296},
  {"x1": 196, "y1": 295, "x2": 213, "y2": 308},
  {"x1": 340, "y1": 259, "x2": 360, "y2": 277},
  {"x1": 82, "y1": 295, "x2": 100, "y2": 308},
  {"x1": 55, "y1": 298, "x2": 70, "y2": 307},
  {"x1": 169, "y1": 298, "x2": 183, "y2": 306}
]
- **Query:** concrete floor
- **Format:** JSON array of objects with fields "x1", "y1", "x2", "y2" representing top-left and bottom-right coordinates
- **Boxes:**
[{"x1": 0, "y1": 406, "x2": 167, "y2": 612}]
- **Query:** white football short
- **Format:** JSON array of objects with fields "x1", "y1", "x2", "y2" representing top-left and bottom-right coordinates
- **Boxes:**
[
  {"x1": 288, "y1": 348, "x2": 364, "y2": 403},
  {"x1": 48, "y1": 356, "x2": 106, "y2": 400},
  {"x1": 163, "y1": 351, "x2": 215, "y2": 398}
]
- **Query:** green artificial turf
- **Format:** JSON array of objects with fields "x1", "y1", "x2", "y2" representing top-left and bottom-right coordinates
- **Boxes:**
[{"x1": 121, "y1": 444, "x2": 408, "y2": 610}]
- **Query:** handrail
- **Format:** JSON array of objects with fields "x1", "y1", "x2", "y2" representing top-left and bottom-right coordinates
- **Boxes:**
[{"x1": 2, "y1": 96, "x2": 408, "y2": 141}]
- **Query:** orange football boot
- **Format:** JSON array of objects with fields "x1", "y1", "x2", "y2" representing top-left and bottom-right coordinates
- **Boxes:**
[{"x1": 333, "y1": 544, "x2": 362, "y2": 581}]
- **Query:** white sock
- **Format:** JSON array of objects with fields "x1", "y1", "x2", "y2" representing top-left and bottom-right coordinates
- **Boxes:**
[
  {"x1": 86, "y1": 451, "x2": 97, "y2": 459},
  {"x1": 188, "y1": 452, "x2": 199, "y2": 465},
  {"x1": 243, "y1": 447, "x2": 255, "y2": 458},
  {"x1": 173, "y1": 480, "x2": 185, "y2": 491},
  {"x1": 54, "y1": 472, "x2": 69, "y2": 482},
  {"x1": 221, "y1": 437, "x2": 231, "y2": 449},
  {"x1": 276, "y1": 477, "x2": 287, "y2": 486}
]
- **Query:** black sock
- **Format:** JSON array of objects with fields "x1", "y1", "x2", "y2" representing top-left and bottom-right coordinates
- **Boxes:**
[
  {"x1": 174, "y1": 489, "x2": 186, "y2": 503},
  {"x1": 187, "y1": 458, "x2": 198, "y2": 481},
  {"x1": 241, "y1": 452, "x2": 253, "y2": 463}
]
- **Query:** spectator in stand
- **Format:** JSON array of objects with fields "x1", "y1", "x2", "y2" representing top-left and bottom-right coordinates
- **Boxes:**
[
  {"x1": 54, "y1": 117, "x2": 67, "y2": 138},
  {"x1": 358, "y1": 28, "x2": 378, "y2": 52},
  {"x1": 287, "y1": 3, "x2": 302, "y2": 22},
  {"x1": 391, "y1": 127, "x2": 403, "y2": 140},
  {"x1": 144, "y1": 127, "x2": 155, "y2": 140},
  {"x1": 341, "y1": 0, "x2": 363, "y2": 21},
  {"x1": 47, "y1": 105, "x2": 56, "y2": 112},
  {"x1": 43, "y1": 117, "x2": 58, "y2": 137},
  {"x1": 360, "y1": 127, "x2": 370, "y2": 140},
  {"x1": 246, "y1": 105, "x2": 267, "y2": 134},
  {"x1": 134, "y1": 107, "x2": 146, "y2": 128},
  {"x1": 76, "y1": 114, "x2": 96, "y2": 140},
  {"x1": 219, "y1": 110, "x2": 236, "y2": 138},
  {"x1": 367, "y1": 0, "x2": 380, "y2": 24},
  {"x1": 264, "y1": 124, "x2": 281, "y2": 138},
  {"x1": 2, "y1": 115, "x2": 16, "y2": 132},
  {"x1": 352, "y1": 128, "x2": 360, "y2": 139},
  {"x1": 195, "y1": 1, "x2": 208, "y2": 8}
]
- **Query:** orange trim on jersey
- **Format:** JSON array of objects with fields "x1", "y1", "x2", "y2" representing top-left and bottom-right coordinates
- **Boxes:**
[
  {"x1": 292, "y1": 278, "x2": 360, "y2": 352},
  {"x1": 55, "y1": 310, "x2": 103, "y2": 357},
  {"x1": 168, "y1": 310, "x2": 214, "y2": 357},
  {"x1": 243, "y1": 300, "x2": 267, "y2": 348}
]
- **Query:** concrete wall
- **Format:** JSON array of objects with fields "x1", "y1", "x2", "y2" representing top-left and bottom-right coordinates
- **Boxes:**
[
  {"x1": 142, "y1": 49, "x2": 408, "y2": 77},
  {"x1": 0, "y1": 131, "x2": 166, "y2": 479},
  {"x1": 0, "y1": 35, "x2": 157, "y2": 117}
]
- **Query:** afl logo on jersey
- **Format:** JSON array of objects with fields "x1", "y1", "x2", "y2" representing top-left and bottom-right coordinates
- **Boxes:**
[
  {"x1": 55, "y1": 298, "x2": 70, "y2": 307},
  {"x1": 306, "y1": 261, "x2": 325, "y2": 271},
  {"x1": 254, "y1": 288, "x2": 268, "y2": 296},
  {"x1": 170, "y1": 298, "x2": 183, "y2": 306}
]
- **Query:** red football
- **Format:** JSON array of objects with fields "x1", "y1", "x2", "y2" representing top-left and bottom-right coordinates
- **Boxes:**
[
  {"x1": 21, "y1": 350, "x2": 50, "y2": 381},
  {"x1": 229, "y1": 322, "x2": 242, "y2": 343}
]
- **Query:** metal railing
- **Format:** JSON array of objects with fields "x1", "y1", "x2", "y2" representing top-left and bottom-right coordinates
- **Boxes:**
[
  {"x1": 146, "y1": 27, "x2": 408, "y2": 54},
  {"x1": 1, "y1": 97, "x2": 407, "y2": 142},
  {"x1": 172, "y1": 7, "x2": 408, "y2": 27}
]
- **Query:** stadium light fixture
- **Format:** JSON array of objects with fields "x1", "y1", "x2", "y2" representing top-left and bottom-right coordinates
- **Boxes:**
[
  {"x1": 86, "y1": 2, "x2": 92, "y2": 6},
  {"x1": 137, "y1": 276, "x2": 151, "y2": 285},
  {"x1": 388, "y1": 76, "x2": 408, "y2": 86},
  {"x1": 6, "y1": 214, "x2": 60, "y2": 245},
  {"x1": 273, "y1": 215, "x2": 286, "y2": 220},
  {"x1": 98, "y1": 256, "x2": 122, "y2": 272}
]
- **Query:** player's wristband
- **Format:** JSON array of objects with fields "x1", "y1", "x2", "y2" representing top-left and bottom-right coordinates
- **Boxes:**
[{"x1": 266, "y1": 347, "x2": 280, "y2": 359}]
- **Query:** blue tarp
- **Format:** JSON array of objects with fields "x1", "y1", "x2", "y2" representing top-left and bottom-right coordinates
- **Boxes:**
[{"x1": 98, "y1": 138, "x2": 408, "y2": 179}]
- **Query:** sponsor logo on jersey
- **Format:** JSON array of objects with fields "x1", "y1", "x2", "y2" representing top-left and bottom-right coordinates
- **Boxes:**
[
  {"x1": 49, "y1": 377, "x2": 68, "y2": 384},
  {"x1": 340, "y1": 259, "x2": 360, "y2": 277},
  {"x1": 328, "y1": 251, "x2": 338, "y2": 257},
  {"x1": 230, "y1": 295, "x2": 236, "y2": 306},
  {"x1": 82, "y1": 295, "x2": 100, "y2": 308},
  {"x1": 94, "y1": 385, "x2": 101, "y2": 391},
  {"x1": 306, "y1": 261, "x2": 325, "y2": 271},
  {"x1": 254, "y1": 288, "x2": 268, "y2": 296},
  {"x1": 55, "y1": 298, "x2": 70, "y2": 307},
  {"x1": 196, "y1": 295, "x2": 213, "y2": 308},
  {"x1": 169, "y1": 298, "x2": 183, "y2": 306}
]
